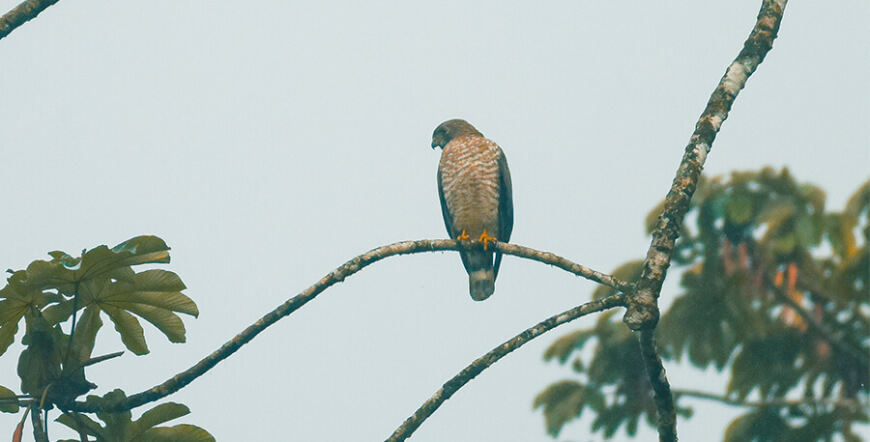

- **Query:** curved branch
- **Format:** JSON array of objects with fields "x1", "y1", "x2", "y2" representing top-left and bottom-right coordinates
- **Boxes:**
[
  {"x1": 0, "y1": 0, "x2": 60, "y2": 40},
  {"x1": 498, "y1": 242, "x2": 633, "y2": 292},
  {"x1": 386, "y1": 294, "x2": 627, "y2": 442},
  {"x1": 626, "y1": 1, "x2": 788, "y2": 440},
  {"x1": 66, "y1": 239, "x2": 629, "y2": 413}
]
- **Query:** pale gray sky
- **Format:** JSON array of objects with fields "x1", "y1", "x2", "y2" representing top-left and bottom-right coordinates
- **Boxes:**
[{"x1": 1, "y1": 1, "x2": 868, "y2": 441}]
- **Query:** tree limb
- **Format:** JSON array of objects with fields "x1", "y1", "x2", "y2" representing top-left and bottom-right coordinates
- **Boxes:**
[
  {"x1": 638, "y1": 330, "x2": 676, "y2": 441},
  {"x1": 65, "y1": 239, "x2": 629, "y2": 413},
  {"x1": 386, "y1": 293, "x2": 627, "y2": 442},
  {"x1": 627, "y1": 0, "x2": 789, "y2": 329},
  {"x1": 0, "y1": 0, "x2": 60, "y2": 40},
  {"x1": 627, "y1": 1, "x2": 788, "y2": 440}
]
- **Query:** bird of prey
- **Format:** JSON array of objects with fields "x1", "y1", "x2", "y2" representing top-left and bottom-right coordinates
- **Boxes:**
[{"x1": 431, "y1": 119, "x2": 513, "y2": 301}]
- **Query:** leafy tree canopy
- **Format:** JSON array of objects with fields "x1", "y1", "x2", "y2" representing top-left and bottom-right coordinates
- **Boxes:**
[
  {"x1": 0, "y1": 236, "x2": 211, "y2": 439},
  {"x1": 536, "y1": 167, "x2": 869, "y2": 441}
]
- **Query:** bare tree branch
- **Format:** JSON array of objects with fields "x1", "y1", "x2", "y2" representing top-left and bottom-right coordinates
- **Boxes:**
[
  {"x1": 627, "y1": 1, "x2": 789, "y2": 440},
  {"x1": 0, "y1": 0, "x2": 60, "y2": 40},
  {"x1": 638, "y1": 330, "x2": 676, "y2": 441},
  {"x1": 386, "y1": 293, "x2": 628, "y2": 442},
  {"x1": 627, "y1": 0, "x2": 789, "y2": 329},
  {"x1": 498, "y1": 242, "x2": 633, "y2": 292},
  {"x1": 65, "y1": 239, "x2": 629, "y2": 413}
]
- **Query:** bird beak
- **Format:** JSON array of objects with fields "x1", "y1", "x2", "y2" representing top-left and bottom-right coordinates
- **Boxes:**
[{"x1": 431, "y1": 141, "x2": 438, "y2": 149}]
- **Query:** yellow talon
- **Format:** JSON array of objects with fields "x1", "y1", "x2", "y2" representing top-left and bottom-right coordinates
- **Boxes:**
[
  {"x1": 479, "y1": 230, "x2": 497, "y2": 251},
  {"x1": 457, "y1": 230, "x2": 470, "y2": 241}
]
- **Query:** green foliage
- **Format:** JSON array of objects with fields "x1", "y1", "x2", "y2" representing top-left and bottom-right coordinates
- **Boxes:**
[
  {"x1": 0, "y1": 385, "x2": 18, "y2": 413},
  {"x1": 723, "y1": 406, "x2": 866, "y2": 442},
  {"x1": 2, "y1": 235, "x2": 198, "y2": 359},
  {"x1": 534, "y1": 380, "x2": 604, "y2": 436},
  {"x1": 56, "y1": 389, "x2": 214, "y2": 442},
  {"x1": 538, "y1": 168, "x2": 869, "y2": 439},
  {"x1": 535, "y1": 311, "x2": 691, "y2": 438},
  {"x1": 0, "y1": 236, "x2": 209, "y2": 436}
]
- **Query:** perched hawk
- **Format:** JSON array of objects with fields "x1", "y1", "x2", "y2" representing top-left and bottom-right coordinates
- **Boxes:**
[{"x1": 431, "y1": 119, "x2": 513, "y2": 301}]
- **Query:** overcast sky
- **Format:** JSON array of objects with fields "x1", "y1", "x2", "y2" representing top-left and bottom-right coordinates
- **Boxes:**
[{"x1": 1, "y1": 1, "x2": 868, "y2": 441}]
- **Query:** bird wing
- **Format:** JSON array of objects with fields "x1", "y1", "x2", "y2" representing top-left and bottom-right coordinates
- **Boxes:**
[
  {"x1": 494, "y1": 148, "x2": 513, "y2": 279},
  {"x1": 437, "y1": 163, "x2": 456, "y2": 238}
]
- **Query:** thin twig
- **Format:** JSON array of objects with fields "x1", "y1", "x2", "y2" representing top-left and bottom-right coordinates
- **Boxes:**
[
  {"x1": 67, "y1": 239, "x2": 628, "y2": 413},
  {"x1": 82, "y1": 351, "x2": 125, "y2": 368},
  {"x1": 0, "y1": 0, "x2": 60, "y2": 40},
  {"x1": 628, "y1": 1, "x2": 789, "y2": 440},
  {"x1": 386, "y1": 294, "x2": 627, "y2": 442}
]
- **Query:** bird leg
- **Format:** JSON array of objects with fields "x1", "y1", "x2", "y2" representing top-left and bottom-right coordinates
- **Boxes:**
[
  {"x1": 478, "y1": 230, "x2": 497, "y2": 251},
  {"x1": 456, "y1": 230, "x2": 470, "y2": 241}
]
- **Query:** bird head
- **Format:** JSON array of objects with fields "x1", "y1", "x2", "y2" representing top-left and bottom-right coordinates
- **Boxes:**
[{"x1": 431, "y1": 119, "x2": 483, "y2": 149}]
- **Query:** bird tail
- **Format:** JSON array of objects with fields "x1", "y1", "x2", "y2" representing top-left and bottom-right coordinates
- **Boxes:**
[
  {"x1": 468, "y1": 268, "x2": 495, "y2": 301},
  {"x1": 461, "y1": 250, "x2": 496, "y2": 301}
]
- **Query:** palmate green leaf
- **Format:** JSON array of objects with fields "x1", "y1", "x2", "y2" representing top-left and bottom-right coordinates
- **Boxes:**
[
  {"x1": 836, "y1": 250, "x2": 870, "y2": 303},
  {"x1": 0, "y1": 301, "x2": 21, "y2": 357},
  {"x1": 0, "y1": 385, "x2": 18, "y2": 413},
  {"x1": 17, "y1": 316, "x2": 62, "y2": 397},
  {"x1": 3, "y1": 235, "x2": 192, "y2": 356},
  {"x1": 70, "y1": 305, "x2": 103, "y2": 364},
  {"x1": 136, "y1": 424, "x2": 215, "y2": 442},
  {"x1": 727, "y1": 334, "x2": 803, "y2": 400},
  {"x1": 19, "y1": 259, "x2": 76, "y2": 296},
  {"x1": 104, "y1": 306, "x2": 149, "y2": 355},
  {"x1": 39, "y1": 258, "x2": 195, "y2": 354},
  {"x1": 41, "y1": 297, "x2": 79, "y2": 326},
  {"x1": 824, "y1": 213, "x2": 858, "y2": 260},
  {"x1": 16, "y1": 235, "x2": 170, "y2": 300},
  {"x1": 96, "y1": 269, "x2": 196, "y2": 348},
  {"x1": 543, "y1": 329, "x2": 594, "y2": 364},
  {"x1": 591, "y1": 402, "x2": 630, "y2": 438},
  {"x1": 794, "y1": 212, "x2": 822, "y2": 249},
  {"x1": 42, "y1": 277, "x2": 113, "y2": 324},
  {"x1": 56, "y1": 412, "x2": 106, "y2": 440},
  {"x1": 17, "y1": 315, "x2": 97, "y2": 404},
  {"x1": 798, "y1": 183, "x2": 826, "y2": 214},
  {"x1": 541, "y1": 169, "x2": 867, "y2": 440},
  {"x1": 75, "y1": 236, "x2": 171, "y2": 285},
  {"x1": 125, "y1": 304, "x2": 186, "y2": 343},
  {"x1": 724, "y1": 409, "x2": 789, "y2": 442},
  {"x1": 844, "y1": 180, "x2": 869, "y2": 219},
  {"x1": 107, "y1": 270, "x2": 197, "y2": 316},
  {"x1": 533, "y1": 380, "x2": 604, "y2": 436},
  {"x1": 0, "y1": 271, "x2": 57, "y2": 356},
  {"x1": 133, "y1": 403, "x2": 190, "y2": 432},
  {"x1": 57, "y1": 390, "x2": 214, "y2": 442},
  {"x1": 725, "y1": 192, "x2": 754, "y2": 225}
]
